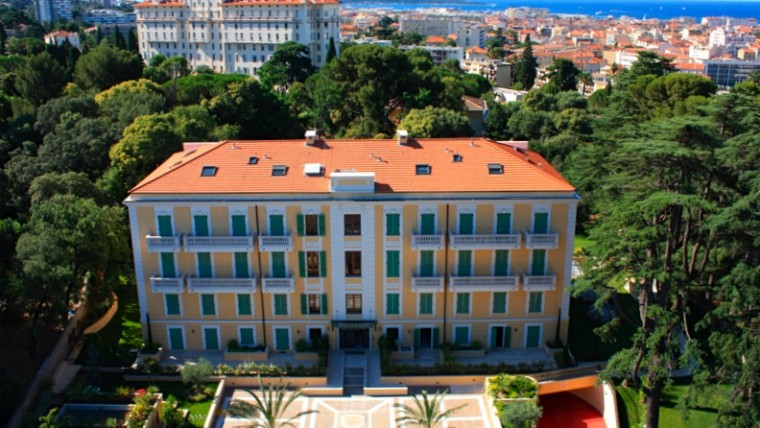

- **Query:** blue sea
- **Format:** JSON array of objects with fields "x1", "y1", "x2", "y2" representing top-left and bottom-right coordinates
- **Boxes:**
[{"x1": 342, "y1": 0, "x2": 760, "y2": 21}]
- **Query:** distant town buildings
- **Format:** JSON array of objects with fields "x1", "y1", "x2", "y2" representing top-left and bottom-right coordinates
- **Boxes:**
[
  {"x1": 134, "y1": 0, "x2": 340, "y2": 75},
  {"x1": 34, "y1": 0, "x2": 72, "y2": 23},
  {"x1": 44, "y1": 30, "x2": 80, "y2": 48},
  {"x1": 81, "y1": 9, "x2": 137, "y2": 33}
]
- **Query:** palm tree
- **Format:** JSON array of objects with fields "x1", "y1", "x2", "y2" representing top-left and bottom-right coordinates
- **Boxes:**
[
  {"x1": 395, "y1": 390, "x2": 466, "y2": 428},
  {"x1": 226, "y1": 377, "x2": 316, "y2": 428}
]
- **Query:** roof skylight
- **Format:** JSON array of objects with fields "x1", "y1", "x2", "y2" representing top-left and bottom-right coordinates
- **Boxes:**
[{"x1": 201, "y1": 166, "x2": 218, "y2": 176}]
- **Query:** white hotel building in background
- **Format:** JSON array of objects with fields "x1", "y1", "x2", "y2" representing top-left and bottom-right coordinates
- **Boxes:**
[{"x1": 134, "y1": 0, "x2": 340, "y2": 75}]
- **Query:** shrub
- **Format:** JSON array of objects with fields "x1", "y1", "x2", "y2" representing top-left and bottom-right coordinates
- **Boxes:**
[
  {"x1": 180, "y1": 358, "x2": 213, "y2": 393},
  {"x1": 488, "y1": 374, "x2": 538, "y2": 400},
  {"x1": 471, "y1": 340, "x2": 484, "y2": 350},
  {"x1": 498, "y1": 401, "x2": 543, "y2": 428},
  {"x1": 295, "y1": 339, "x2": 310, "y2": 353}
]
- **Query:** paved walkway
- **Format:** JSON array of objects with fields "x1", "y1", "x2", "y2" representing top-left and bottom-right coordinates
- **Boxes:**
[
  {"x1": 219, "y1": 390, "x2": 502, "y2": 428},
  {"x1": 342, "y1": 352, "x2": 367, "y2": 395}
]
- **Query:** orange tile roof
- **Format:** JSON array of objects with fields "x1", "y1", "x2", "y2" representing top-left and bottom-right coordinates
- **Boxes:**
[
  {"x1": 130, "y1": 138, "x2": 574, "y2": 195},
  {"x1": 134, "y1": 0, "x2": 184, "y2": 7}
]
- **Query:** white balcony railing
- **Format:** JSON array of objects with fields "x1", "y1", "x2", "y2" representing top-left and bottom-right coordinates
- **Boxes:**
[
  {"x1": 150, "y1": 276, "x2": 184, "y2": 293},
  {"x1": 523, "y1": 232, "x2": 560, "y2": 249},
  {"x1": 184, "y1": 235, "x2": 254, "y2": 252},
  {"x1": 449, "y1": 233, "x2": 521, "y2": 250},
  {"x1": 146, "y1": 235, "x2": 182, "y2": 252},
  {"x1": 411, "y1": 233, "x2": 444, "y2": 250},
  {"x1": 411, "y1": 276, "x2": 444, "y2": 292},
  {"x1": 258, "y1": 234, "x2": 294, "y2": 252},
  {"x1": 187, "y1": 277, "x2": 256, "y2": 293},
  {"x1": 262, "y1": 276, "x2": 296, "y2": 293},
  {"x1": 521, "y1": 274, "x2": 557, "y2": 291},
  {"x1": 449, "y1": 275, "x2": 519, "y2": 292}
]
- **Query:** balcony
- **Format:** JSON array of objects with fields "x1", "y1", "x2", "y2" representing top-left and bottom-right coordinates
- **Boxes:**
[
  {"x1": 146, "y1": 235, "x2": 182, "y2": 252},
  {"x1": 522, "y1": 274, "x2": 557, "y2": 291},
  {"x1": 150, "y1": 276, "x2": 184, "y2": 293},
  {"x1": 449, "y1": 275, "x2": 519, "y2": 292},
  {"x1": 411, "y1": 276, "x2": 444, "y2": 292},
  {"x1": 262, "y1": 276, "x2": 296, "y2": 293},
  {"x1": 187, "y1": 277, "x2": 256, "y2": 293},
  {"x1": 258, "y1": 234, "x2": 294, "y2": 252},
  {"x1": 411, "y1": 233, "x2": 444, "y2": 250},
  {"x1": 523, "y1": 232, "x2": 560, "y2": 249},
  {"x1": 449, "y1": 233, "x2": 521, "y2": 250},
  {"x1": 184, "y1": 235, "x2": 254, "y2": 252}
]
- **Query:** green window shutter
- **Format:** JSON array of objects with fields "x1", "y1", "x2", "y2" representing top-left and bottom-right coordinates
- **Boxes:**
[
  {"x1": 531, "y1": 250, "x2": 546, "y2": 276},
  {"x1": 496, "y1": 213, "x2": 511, "y2": 234},
  {"x1": 165, "y1": 294, "x2": 180, "y2": 315},
  {"x1": 386, "y1": 293, "x2": 399, "y2": 315},
  {"x1": 534, "y1": 212, "x2": 549, "y2": 234},
  {"x1": 194, "y1": 215, "x2": 209, "y2": 236},
  {"x1": 274, "y1": 294, "x2": 287, "y2": 315},
  {"x1": 420, "y1": 251, "x2": 434, "y2": 277},
  {"x1": 504, "y1": 327, "x2": 511, "y2": 349},
  {"x1": 490, "y1": 327, "x2": 498, "y2": 349},
  {"x1": 275, "y1": 328, "x2": 289, "y2": 350},
  {"x1": 319, "y1": 251, "x2": 327, "y2": 277},
  {"x1": 386, "y1": 213, "x2": 400, "y2": 236},
  {"x1": 300, "y1": 294, "x2": 307, "y2": 315},
  {"x1": 420, "y1": 213, "x2": 435, "y2": 235},
  {"x1": 272, "y1": 252, "x2": 286, "y2": 278},
  {"x1": 237, "y1": 294, "x2": 252, "y2": 316},
  {"x1": 231, "y1": 215, "x2": 246, "y2": 236},
  {"x1": 494, "y1": 250, "x2": 509, "y2": 276},
  {"x1": 269, "y1": 215, "x2": 284, "y2": 236},
  {"x1": 414, "y1": 329, "x2": 420, "y2": 349},
  {"x1": 234, "y1": 252, "x2": 249, "y2": 278},
  {"x1": 526, "y1": 325, "x2": 541, "y2": 348},
  {"x1": 321, "y1": 294, "x2": 328, "y2": 314},
  {"x1": 240, "y1": 328, "x2": 254, "y2": 346},
  {"x1": 169, "y1": 328, "x2": 184, "y2": 350},
  {"x1": 529, "y1": 292, "x2": 543, "y2": 313},
  {"x1": 492, "y1": 292, "x2": 507, "y2": 314},
  {"x1": 386, "y1": 250, "x2": 400, "y2": 277},
  {"x1": 420, "y1": 293, "x2": 433, "y2": 314},
  {"x1": 201, "y1": 294, "x2": 215, "y2": 316},
  {"x1": 198, "y1": 253, "x2": 212, "y2": 278},
  {"x1": 298, "y1": 252, "x2": 306, "y2": 277},
  {"x1": 455, "y1": 326, "x2": 468, "y2": 346},
  {"x1": 296, "y1": 214, "x2": 305, "y2": 236},
  {"x1": 459, "y1": 213, "x2": 474, "y2": 235},
  {"x1": 157, "y1": 215, "x2": 172, "y2": 236},
  {"x1": 160, "y1": 253, "x2": 176, "y2": 277},
  {"x1": 204, "y1": 328, "x2": 219, "y2": 350},
  {"x1": 457, "y1": 250, "x2": 472, "y2": 277},
  {"x1": 318, "y1": 213, "x2": 326, "y2": 236},
  {"x1": 432, "y1": 327, "x2": 440, "y2": 349},
  {"x1": 456, "y1": 293, "x2": 470, "y2": 314}
]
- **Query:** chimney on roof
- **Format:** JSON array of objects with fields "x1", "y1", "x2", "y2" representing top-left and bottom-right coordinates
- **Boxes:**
[
  {"x1": 305, "y1": 129, "x2": 318, "y2": 146},
  {"x1": 397, "y1": 129, "x2": 409, "y2": 145}
]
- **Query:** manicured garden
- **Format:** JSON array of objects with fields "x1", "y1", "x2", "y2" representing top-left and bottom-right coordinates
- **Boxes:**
[{"x1": 616, "y1": 381, "x2": 729, "y2": 428}]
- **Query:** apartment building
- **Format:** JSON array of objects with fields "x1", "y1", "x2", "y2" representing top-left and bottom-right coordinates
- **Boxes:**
[
  {"x1": 125, "y1": 136, "x2": 578, "y2": 353},
  {"x1": 34, "y1": 0, "x2": 72, "y2": 23},
  {"x1": 134, "y1": 0, "x2": 340, "y2": 75}
]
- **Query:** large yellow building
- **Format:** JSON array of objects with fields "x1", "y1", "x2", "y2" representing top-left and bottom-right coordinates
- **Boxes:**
[{"x1": 125, "y1": 135, "x2": 578, "y2": 353}]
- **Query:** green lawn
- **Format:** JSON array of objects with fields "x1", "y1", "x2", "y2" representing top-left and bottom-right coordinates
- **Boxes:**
[
  {"x1": 574, "y1": 233, "x2": 596, "y2": 252},
  {"x1": 616, "y1": 382, "x2": 725, "y2": 428},
  {"x1": 77, "y1": 283, "x2": 143, "y2": 366}
]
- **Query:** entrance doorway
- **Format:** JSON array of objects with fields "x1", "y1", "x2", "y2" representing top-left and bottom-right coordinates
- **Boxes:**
[
  {"x1": 490, "y1": 326, "x2": 511, "y2": 349},
  {"x1": 339, "y1": 329, "x2": 369, "y2": 349},
  {"x1": 417, "y1": 327, "x2": 433, "y2": 349}
]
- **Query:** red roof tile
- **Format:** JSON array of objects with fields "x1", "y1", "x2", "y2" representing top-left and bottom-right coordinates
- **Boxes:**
[{"x1": 130, "y1": 138, "x2": 574, "y2": 195}]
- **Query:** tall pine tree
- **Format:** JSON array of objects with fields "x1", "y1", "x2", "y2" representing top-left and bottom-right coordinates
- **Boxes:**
[{"x1": 515, "y1": 35, "x2": 537, "y2": 89}]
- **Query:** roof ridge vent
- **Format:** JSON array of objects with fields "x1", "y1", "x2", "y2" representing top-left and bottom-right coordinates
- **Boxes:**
[
  {"x1": 305, "y1": 129, "x2": 318, "y2": 146},
  {"x1": 397, "y1": 129, "x2": 409, "y2": 145}
]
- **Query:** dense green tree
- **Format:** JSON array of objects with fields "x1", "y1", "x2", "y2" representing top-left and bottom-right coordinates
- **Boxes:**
[
  {"x1": 164, "y1": 73, "x2": 247, "y2": 106},
  {"x1": 398, "y1": 106, "x2": 473, "y2": 138},
  {"x1": 16, "y1": 195, "x2": 128, "y2": 353},
  {"x1": 461, "y1": 73, "x2": 491, "y2": 97},
  {"x1": 514, "y1": 36, "x2": 537, "y2": 89},
  {"x1": 28, "y1": 172, "x2": 100, "y2": 207},
  {"x1": 547, "y1": 58, "x2": 580, "y2": 92},
  {"x1": 6, "y1": 37, "x2": 44, "y2": 56},
  {"x1": 507, "y1": 108, "x2": 555, "y2": 140},
  {"x1": 14, "y1": 52, "x2": 67, "y2": 106},
  {"x1": 143, "y1": 55, "x2": 190, "y2": 84},
  {"x1": 95, "y1": 79, "x2": 166, "y2": 129},
  {"x1": 483, "y1": 101, "x2": 521, "y2": 141},
  {"x1": 486, "y1": 37, "x2": 505, "y2": 60},
  {"x1": 258, "y1": 42, "x2": 315, "y2": 92},
  {"x1": 127, "y1": 29, "x2": 139, "y2": 53},
  {"x1": 326, "y1": 37, "x2": 337, "y2": 63},
  {"x1": 74, "y1": 44, "x2": 144, "y2": 91},
  {"x1": 35, "y1": 94, "x2": 98, "y2": 135}
]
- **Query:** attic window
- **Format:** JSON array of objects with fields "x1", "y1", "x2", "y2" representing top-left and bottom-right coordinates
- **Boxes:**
[
  {"x1": 272, "y1": 165, "x2": 288, "y2": 176},
  {"x1": 488, "y1": 163, "x2": 504, "y2": 175},
  {"x1": 248, "y1": 156, "x2": 259, "y2": 165},
  {"x1": 304, "y1": 163, "x2": 323, "y2": 176},
  {"x1": 415, "y1": 164, "x2": 431, "y2": 175},
  {"x1": 201, "y1": 166, "x2": 217, "y2": 176},
  {"x1": 453, "y1": 154, "x2": 462, "y2": 162}
]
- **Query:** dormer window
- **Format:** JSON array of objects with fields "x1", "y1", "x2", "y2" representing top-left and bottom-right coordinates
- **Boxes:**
[
  {"x1": 416, "y1": 164, "x2": 431, "y2": 175},
  {"x1": 248, "y1": 156, "x2": 259, "y2": 165},
  {"x1": 201, "y1": 166, "x2": 217, "y2": 176},
  {"x1": 272, "y1": 165, "x2": 288, "y2": 176},
  {"x1": 488, "y1": 163, "x2": 504, "y2": 174},
  {"x1": 453, "y1": 154, "x2": 462, "y2": 162}
]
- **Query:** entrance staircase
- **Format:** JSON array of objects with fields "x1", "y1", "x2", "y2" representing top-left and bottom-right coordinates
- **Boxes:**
[{"x1": 342, "y1": 351, "x2": 366, "y2": 395}]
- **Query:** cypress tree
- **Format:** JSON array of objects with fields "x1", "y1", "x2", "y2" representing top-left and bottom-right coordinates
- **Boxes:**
[
  {"x1": 326, "y1": 37, "x2": 337, "y2": 63},
  {"x1": 515, "y1": 35, "x2": 537, "y2": 89}
]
